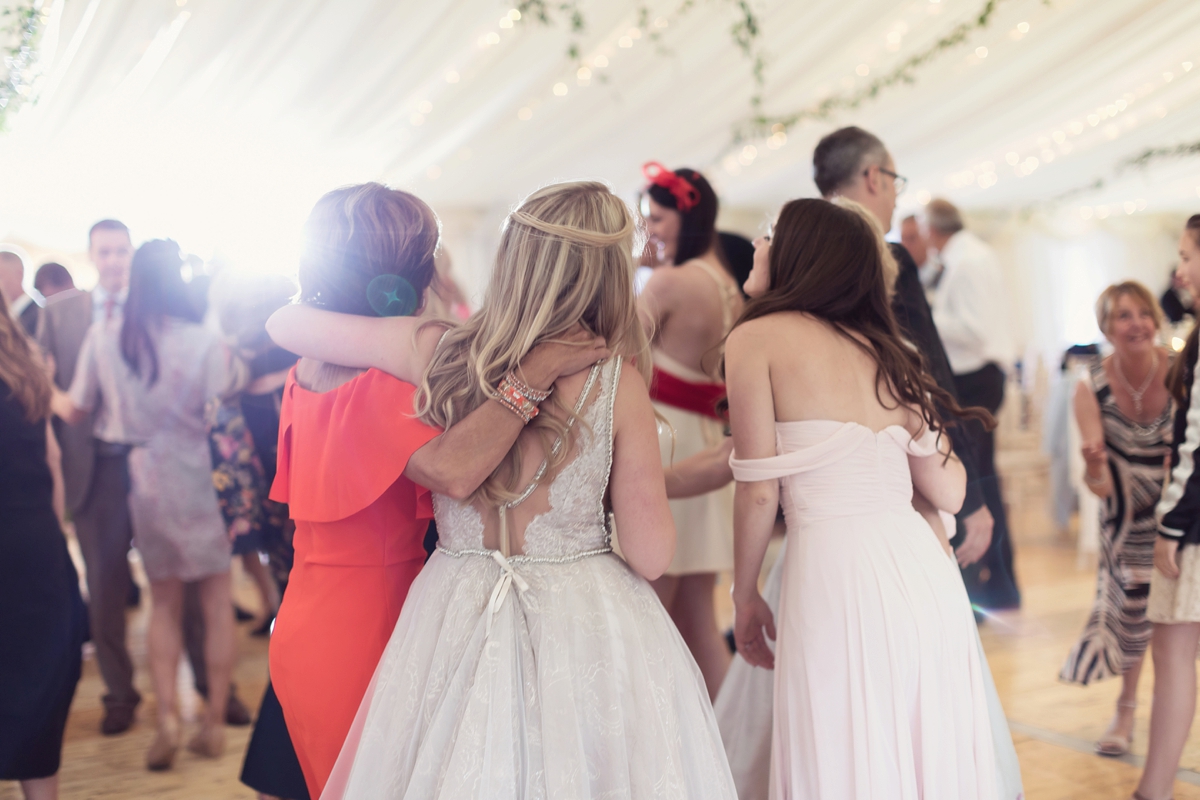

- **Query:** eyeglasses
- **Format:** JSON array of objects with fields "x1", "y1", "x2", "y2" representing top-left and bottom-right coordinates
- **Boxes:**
[{"x1": 864, "y1": 166, "x2": 907, "y2": 195}]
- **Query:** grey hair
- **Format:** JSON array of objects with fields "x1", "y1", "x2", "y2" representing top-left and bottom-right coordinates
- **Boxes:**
[
  {"x1": 812, "y1": 126, "x2": 889, "y2": 197},
  {"x1": 925, "y1": 199, "x2": 964, "y2": 235}
]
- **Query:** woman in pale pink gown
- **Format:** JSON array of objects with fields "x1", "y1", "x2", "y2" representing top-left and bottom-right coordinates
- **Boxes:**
[{"x1": 726, "y1": 199, "x2": 1004, "y2": 799}]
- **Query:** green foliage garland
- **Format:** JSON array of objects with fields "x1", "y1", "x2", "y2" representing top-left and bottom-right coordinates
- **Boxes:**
[
  {"x1": 1021, "y1": 138, "x2": 1200, "y2": 215},
  {"x1": 733, "y1": 0, "x2": 1017, "y2": 144},
  {"x1": 515, "y1": 0, "x2": 766, "y2": 102},
  {"x1": 0, "y1": 0, "x2": 45, "y2": 132},
  {"x1": 1121, "y1": 140, "x2": 1200, "y2": 172}
]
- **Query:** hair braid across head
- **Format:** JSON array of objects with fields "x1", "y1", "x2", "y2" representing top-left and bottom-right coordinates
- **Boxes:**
[{"x1": 509, "y1": 210, "x2": 634, "y2": 248}]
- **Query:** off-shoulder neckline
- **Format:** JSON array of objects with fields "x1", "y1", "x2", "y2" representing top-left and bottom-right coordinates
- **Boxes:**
[{"x1": 773, "y1": 419, "x2": 919, "y2": 439}]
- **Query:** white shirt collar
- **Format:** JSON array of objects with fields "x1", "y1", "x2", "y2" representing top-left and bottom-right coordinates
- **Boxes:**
[
  {"x1": 92, "y1": 285, "x2": 129, "y2": 307},
  {"x1": 9, "y1": 293, "x2": 33, "y2": 317}
]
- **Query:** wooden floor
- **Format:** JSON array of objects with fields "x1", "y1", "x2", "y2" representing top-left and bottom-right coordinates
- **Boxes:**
[{"x1": 7, "y1": 420, "x2": 1200, "y2": 799}]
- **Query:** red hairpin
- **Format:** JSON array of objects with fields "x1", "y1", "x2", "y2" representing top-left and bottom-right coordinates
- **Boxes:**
[{"x1": 642, "y1": 161, "x2": 701, "y2": 213}]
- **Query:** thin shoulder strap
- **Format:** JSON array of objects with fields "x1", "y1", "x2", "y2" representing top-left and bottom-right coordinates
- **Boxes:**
[
  {"x1": 497, "y1": 361, "x2": 603, "y2": 556},
  {"x1": 597, "y1": 356, "x2": 623, "y2": 536},
  {"x1": 690, "y1": 259, "x2": 737, "y2": 332}
]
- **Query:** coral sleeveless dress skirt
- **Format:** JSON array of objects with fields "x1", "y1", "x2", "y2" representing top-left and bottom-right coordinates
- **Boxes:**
[{"x1": 267, "y1": 368, "x2": 439, "y2": 799}]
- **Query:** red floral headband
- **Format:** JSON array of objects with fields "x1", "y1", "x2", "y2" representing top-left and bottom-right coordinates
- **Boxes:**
[{"x1": 642, "y1": 161, "x2": 700, "y2": 213}]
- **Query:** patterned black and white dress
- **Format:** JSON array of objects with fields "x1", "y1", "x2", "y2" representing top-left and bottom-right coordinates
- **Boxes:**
[{"x1": 1061, "y1": 359, "x2": 1172, "y2": 684}]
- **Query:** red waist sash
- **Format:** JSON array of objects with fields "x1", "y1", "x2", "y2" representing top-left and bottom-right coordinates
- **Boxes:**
[{"x1": 649, "y1": 366, "x2": 726, "y2": 421}]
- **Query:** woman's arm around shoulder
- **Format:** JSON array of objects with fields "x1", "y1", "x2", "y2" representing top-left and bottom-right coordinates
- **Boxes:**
[
  {"x1": 266, "y1": 304, "x2": 444, "y2": 385},
  {"x1": 609, "y1": 360, "x2": 676, "y2": 581}
]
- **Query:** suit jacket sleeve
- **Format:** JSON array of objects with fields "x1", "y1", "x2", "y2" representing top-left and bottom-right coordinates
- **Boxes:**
[{"x1": 889, "y1": 243, "x2": 985, "y2": 518}]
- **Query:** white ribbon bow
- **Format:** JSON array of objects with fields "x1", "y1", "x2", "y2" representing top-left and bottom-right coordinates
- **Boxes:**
[{"x1": 485, "y1": 550, "x2": 530, "y2": 637}]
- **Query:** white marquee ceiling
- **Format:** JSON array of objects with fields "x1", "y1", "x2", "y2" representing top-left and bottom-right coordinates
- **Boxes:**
[{"x1": 1, "y1": 0, "x2": 1198, "y2": 272}]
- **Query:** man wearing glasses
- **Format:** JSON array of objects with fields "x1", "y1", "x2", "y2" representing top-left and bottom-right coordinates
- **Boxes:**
[{"x1": 810, "y1": 126, "x2": 1019, "y2": 610}]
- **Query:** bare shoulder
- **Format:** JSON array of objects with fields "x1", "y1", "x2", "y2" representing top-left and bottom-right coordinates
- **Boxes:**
[
  {"x1": 642, "y1": 264, "x2": 688, "y2": 297},
  {"x1": 615, "y1": 357, "x2": 648, "y2": 394},
  {"x1": 610, "y1": 359, "x2": 654, "y2": 435},
  {"x1": 414, "y1": 320, "x2": 452, "y2": 361},
  {"x1": 727, "y1": 312, "x2": 822, "y2": 350},
  {"x1": 645, "y1": 261, "x2": 719, "y2": 295}
]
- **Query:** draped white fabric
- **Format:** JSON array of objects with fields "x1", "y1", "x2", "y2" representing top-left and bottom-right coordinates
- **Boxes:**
[
  {"x1": 1, "y1": 0, "x2": 1198, "y2": 362},
  {"x1": 3, "y1": 0, "x2": 1199, "y2": 258}
]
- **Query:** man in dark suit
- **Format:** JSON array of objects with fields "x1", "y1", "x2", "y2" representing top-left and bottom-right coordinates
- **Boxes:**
[
  {"x1": 813, "y1": 126, "x2": 1019, "y2": 609},
  {"x1": 0, "y1": 249, "x2": 39, "y2": 336},
  {"x1": 39, "y1": 220, "x2": 141, "y2": 734}
]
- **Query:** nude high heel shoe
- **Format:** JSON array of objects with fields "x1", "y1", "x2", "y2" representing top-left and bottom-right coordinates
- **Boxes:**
[
  {"x1": 145, "y1": 716, "x2": 180, "y2": 771},
  {"x1": 1095, "y1": 700, "x2": 1137, "y2": 757},
  {"x1": 187, "y1": 723, "x2": 226, "y2": 759}
]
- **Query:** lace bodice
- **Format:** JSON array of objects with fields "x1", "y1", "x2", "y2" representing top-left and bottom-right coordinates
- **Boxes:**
[{"x1": 433, "y1": 357, "x2": 621, "y2": 559}]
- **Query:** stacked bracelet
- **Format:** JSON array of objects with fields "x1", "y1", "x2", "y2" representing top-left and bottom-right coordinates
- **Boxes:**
[
  {"x1": 505, "y1": 370, "x2": 552, "y2": 403},
  {"x1": 493, "y1": 375, "x2": 542, "y2": 423}
]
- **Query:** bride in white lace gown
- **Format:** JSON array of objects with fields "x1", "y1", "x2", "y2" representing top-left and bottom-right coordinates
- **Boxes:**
[
  {"x1": 727, "y1": 198, "x2": 1003, "y2": 800},
  {"x1": 317, "y1": 182, "x2": 737, "y2": 799}
]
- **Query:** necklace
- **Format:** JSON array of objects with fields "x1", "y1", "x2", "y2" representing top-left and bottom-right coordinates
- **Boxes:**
[{"x1": 1113, "y1": 351, "x2": 1159, "y2": 417}]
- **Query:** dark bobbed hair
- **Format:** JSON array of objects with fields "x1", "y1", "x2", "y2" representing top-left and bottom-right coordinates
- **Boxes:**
[
  {"x1": 89, "y1": 219, "x2": 130, "y2": 246},
  {"x1": 297, "y1": 182, "x2": 440, "y2": 317},
  {"x1": 34, "y1": 262, "x2": 74, "y2": 293},
  {"x1": 120, "y1": 239, "x2": 202, "y2": 385},
  {"x1": 1167, "y1": 214, "x2": 1200, "y2": 403},
  {"x1": 645, "y1": 167, "x2": 725, "y2": 266},
  {"x1": 718, "y1": 231, "x2": 754, "y2": 297},
  {"x1": 728, "y1": 198, "x2": 991, "y2": 435},
  {"x1": 812, "y1": 126, "x2": 888, "y2": 197}
]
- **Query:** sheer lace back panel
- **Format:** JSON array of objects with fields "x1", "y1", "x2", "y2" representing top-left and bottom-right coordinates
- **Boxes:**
[{"x1": 433, "y1": 356, "x2": 621, "y2": 559}]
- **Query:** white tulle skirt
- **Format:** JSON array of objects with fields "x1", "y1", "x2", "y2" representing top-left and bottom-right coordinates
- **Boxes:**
[{"x1": 322, "y1": 549, "x2": 737, "y2": 799}]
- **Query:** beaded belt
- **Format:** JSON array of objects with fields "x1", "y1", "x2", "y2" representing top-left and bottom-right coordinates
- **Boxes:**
[{"x1": 436, "y1": 545, "x2": 613, "y2": 636}]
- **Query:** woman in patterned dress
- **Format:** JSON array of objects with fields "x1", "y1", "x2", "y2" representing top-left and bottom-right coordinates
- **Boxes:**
[{"x1": 1060, "y1": 281, "x2": 1172, "y2": 758}]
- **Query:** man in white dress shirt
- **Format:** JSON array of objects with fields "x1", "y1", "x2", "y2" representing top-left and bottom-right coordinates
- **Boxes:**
[
  {"x1": 926, "y1": 199, "x2": 1012, "y2": 419},
  {"x1": 900, "y1": 215, "x2": 942, "y2": 300},
  {"x1": 924, "y1": 198, "x2": 1015, "y2": 482}
]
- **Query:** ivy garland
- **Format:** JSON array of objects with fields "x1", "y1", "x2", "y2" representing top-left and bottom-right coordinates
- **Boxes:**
[
  {"x1": 512, "y1": 0, "x2": 1047, "y2": 153},
  {"x1": 1121, "y1": 140, "x2": 1200, "y2": 172},
  {"x1": 733, "y1": 0, "x2": 1027, "y2": 144},
  {"x1": 0, "y1": 0, "x2": 45, "y2": 132},
  {"x1": 515, "y1": 0, "x2": 766, "y2": 103},
  {"x1": 1020, "y1": 138, "x2": 1200, "y2": 215}
]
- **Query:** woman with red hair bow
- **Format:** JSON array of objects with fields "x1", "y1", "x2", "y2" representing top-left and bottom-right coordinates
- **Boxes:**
[{"x1": 638, "y1": 163, "x2": 743, "y2": 699}]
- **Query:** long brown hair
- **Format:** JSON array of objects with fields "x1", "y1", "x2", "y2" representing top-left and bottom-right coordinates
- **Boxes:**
[
  {"x1": 729, "y1": 198, "x2": 991, "y2": 435},
  {"x1": 120, "y1": 240, "x2": 203, "y2": 385},
  {"x1": 1167, "y1": 214, "x2": 1200, "y2": 403},
  {"x1": 0, "y1": 291, "x2": 51, "y2": 421}
]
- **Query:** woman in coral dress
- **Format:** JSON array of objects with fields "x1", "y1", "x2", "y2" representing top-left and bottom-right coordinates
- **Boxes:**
[{"x1": 264, "y1": 183, "x2": 607, "y2": 798}]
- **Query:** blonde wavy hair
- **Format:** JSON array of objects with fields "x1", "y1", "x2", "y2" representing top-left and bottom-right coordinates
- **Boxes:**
[
  {"x1": 1095, "y1": 281, "x2": 1164, "y2": 337},
  {"x1": 415, "y1": 181, "x2": 651, "y2": 506}
]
